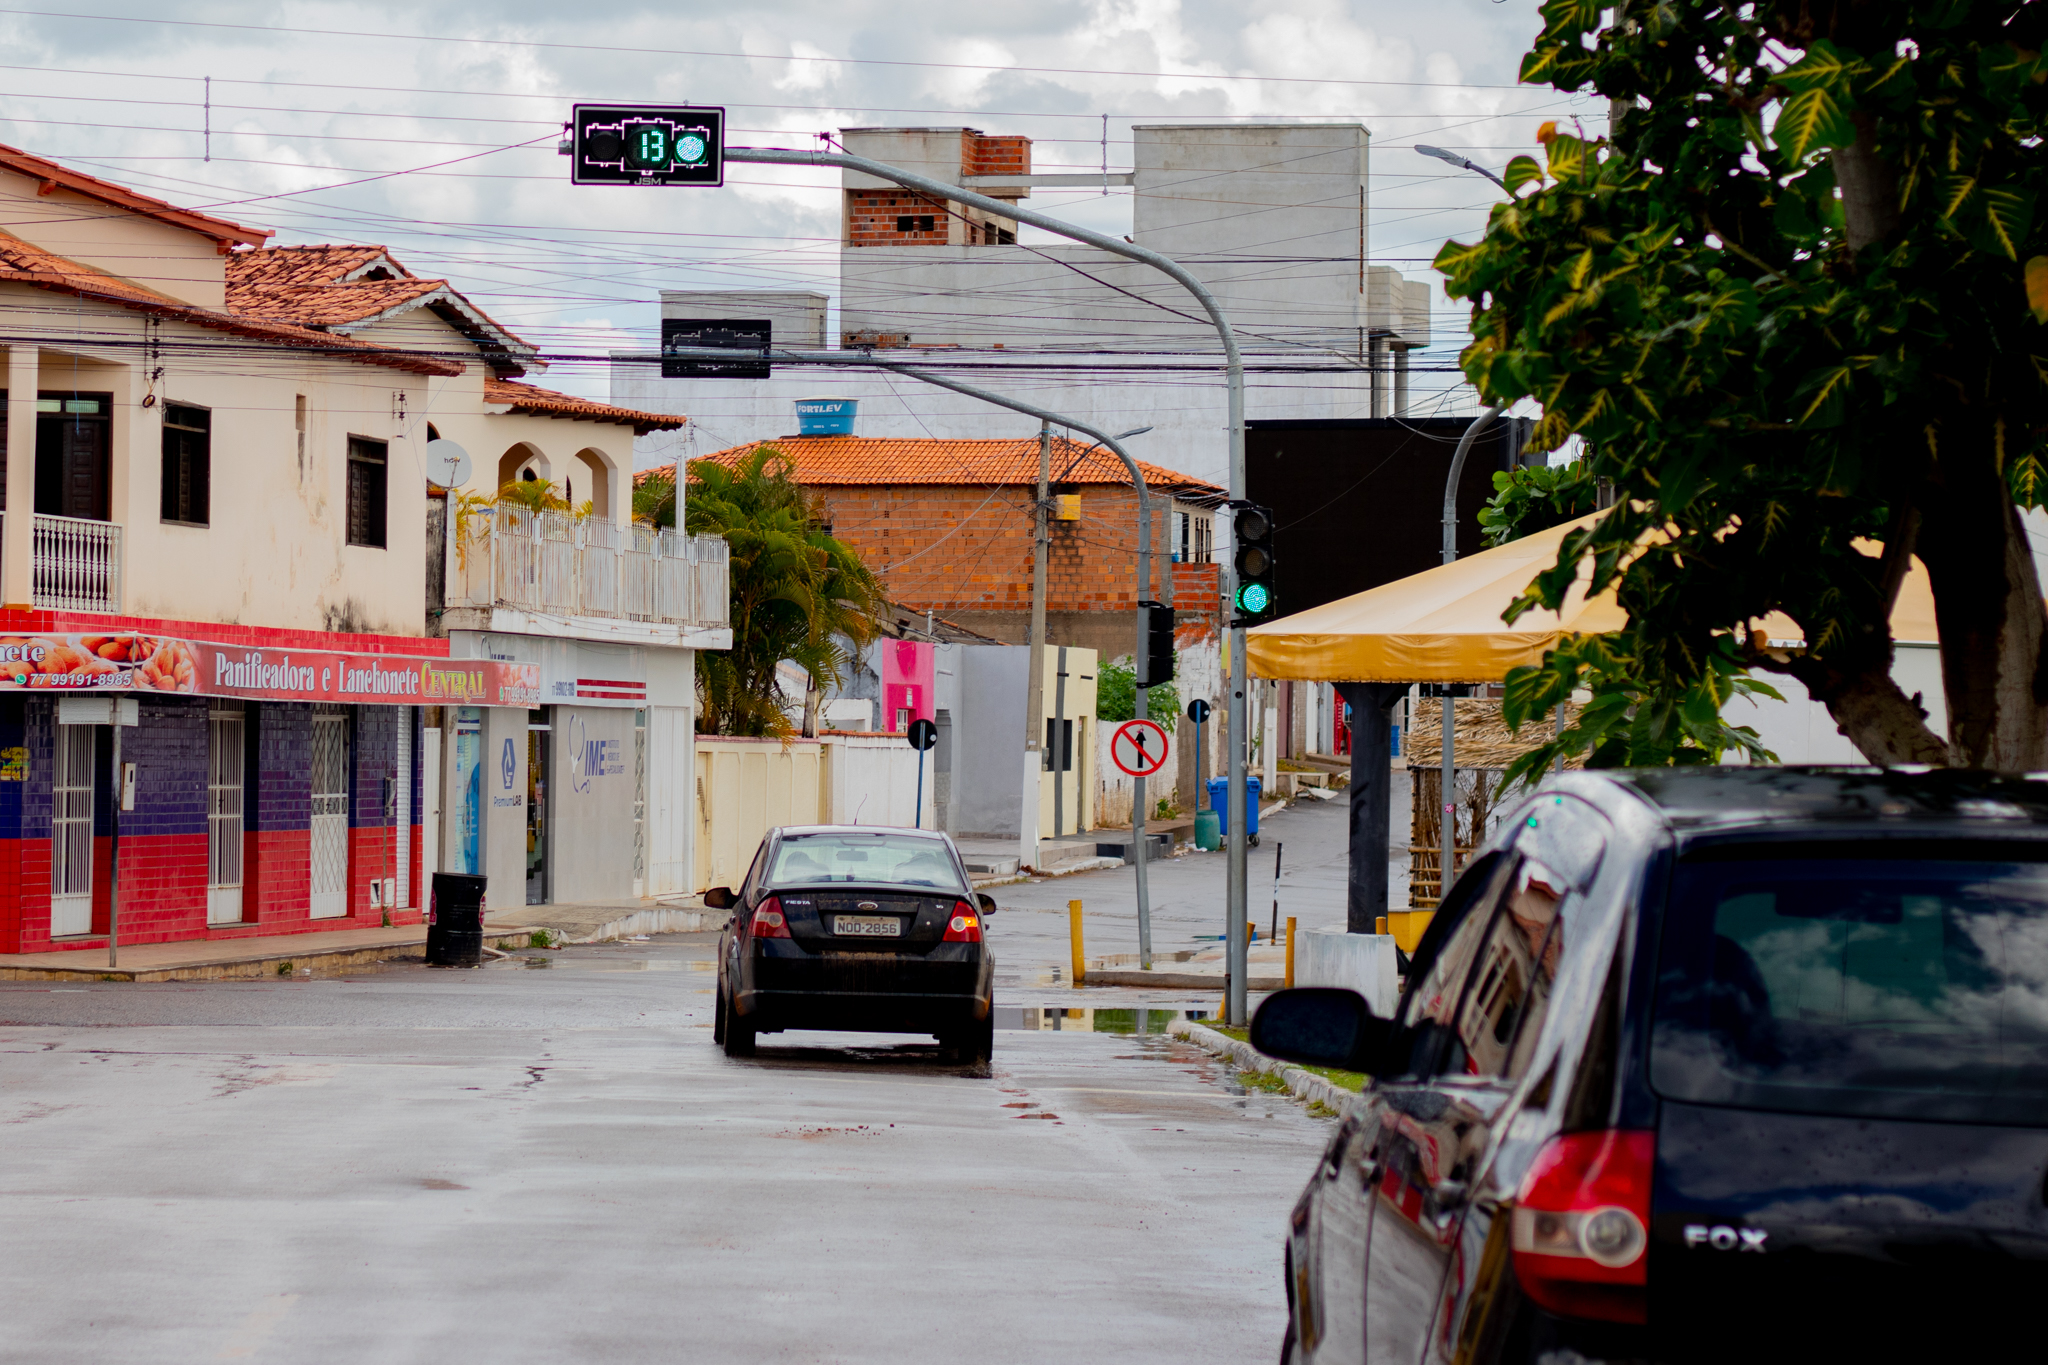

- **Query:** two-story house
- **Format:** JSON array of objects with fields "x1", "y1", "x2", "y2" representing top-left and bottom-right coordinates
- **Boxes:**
[{"x1": 0, "y1": 143, "x2": 726, "y2": 962}]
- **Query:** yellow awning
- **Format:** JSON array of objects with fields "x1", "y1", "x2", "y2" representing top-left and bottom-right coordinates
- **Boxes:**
[{"x1": 1246, "y1": 513, "x2": 1940, "y2": 683}]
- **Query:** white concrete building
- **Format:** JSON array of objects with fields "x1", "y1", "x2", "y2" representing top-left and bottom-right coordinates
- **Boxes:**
[{"x1": 613, "y1": 123, "x2": 1435, "y2": 490}]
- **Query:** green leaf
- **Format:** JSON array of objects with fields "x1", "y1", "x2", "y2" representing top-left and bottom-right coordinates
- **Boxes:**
[
  {"x1": 1794, "y1": 365, "x2": 1856, "y2": 427},
  {"x1": 1502, "y1": 155, "x2": 1545, "y2": 194},
  {"x1": 1776, "y1": 39, "x2": 1858, "y2": 96},
  {"x1": 1980, "y1": 42, "x2": 2048, "y2": 104},
  {"x1": 1537, "y1": 0, "x2": 1603, "y2": 38},
  {"x1": 1545, "y1": 134, "x2": 1587, "y2": 182},
  {"x1": 1972, "y1": 187, "x2": 2036, "y2": 261},
  {"x1": 1772, "y1": 86, "x2": 1856, "y2": 163}
]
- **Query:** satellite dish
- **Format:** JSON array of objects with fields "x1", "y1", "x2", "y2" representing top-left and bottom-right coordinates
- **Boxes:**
[{"x1": 424, "y1": 439, "x2": 472, "y2": 489}]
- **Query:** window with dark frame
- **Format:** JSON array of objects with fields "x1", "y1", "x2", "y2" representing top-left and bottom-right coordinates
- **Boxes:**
[
  {"x1": 346, "y1": 436, "x2": 387, "y2": 548},
  {"x1": 160, "y1": 403, "x2": 211, "y2": 525}
]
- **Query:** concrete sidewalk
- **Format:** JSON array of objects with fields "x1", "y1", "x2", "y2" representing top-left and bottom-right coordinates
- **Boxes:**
[{"x1": 0, "y1": 922, "x2": 540, "y2": 983}]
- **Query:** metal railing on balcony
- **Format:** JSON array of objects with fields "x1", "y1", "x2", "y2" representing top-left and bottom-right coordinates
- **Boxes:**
[
  {"x1": 0, "y1": 512, "x2": 124, "y2": 613},
  {"x1": 449, "y1": 505, "x2": 729, "y2": 630}
]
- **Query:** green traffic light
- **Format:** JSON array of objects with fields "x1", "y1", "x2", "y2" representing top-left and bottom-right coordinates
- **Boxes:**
[
  {"x1": 676, "y1": 133, "x2": 708, "y2": 165},
  {"x1": 1238, "y1": 582, "x2": 1271, "y2": 614}
]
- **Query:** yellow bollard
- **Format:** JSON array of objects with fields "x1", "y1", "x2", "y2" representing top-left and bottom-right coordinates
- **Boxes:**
[
  {"x1": 1376, "y1": 915, "x2": 1388, "y2": 935},
  {"x1": 1285, "y1": 916, "x2": 1296, "y2": 989},
  {"x1": 1069, "y1": 900, "x2": 1086, "y2": 986}
]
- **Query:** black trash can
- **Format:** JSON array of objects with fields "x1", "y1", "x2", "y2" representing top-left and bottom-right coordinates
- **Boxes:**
[{"x1": 427, "y1": 872, "x2": 488, "y2": 968}]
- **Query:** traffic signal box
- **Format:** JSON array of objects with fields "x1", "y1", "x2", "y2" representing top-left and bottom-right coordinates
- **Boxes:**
[
  {"x1": 1137, "y1": 602, "x2": 1175, "y2": 687},
  {"x1": 571, "y1": 106, "x2": 725, "y2": 186},
  {"x1": 1232, "y1": 502, "x2": 1277, "y2": 623}
]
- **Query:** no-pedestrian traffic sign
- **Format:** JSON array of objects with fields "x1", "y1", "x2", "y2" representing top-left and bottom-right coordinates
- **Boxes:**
[{"x1": 1110, "y1": 718, "x2": 1170, "y2": 778}]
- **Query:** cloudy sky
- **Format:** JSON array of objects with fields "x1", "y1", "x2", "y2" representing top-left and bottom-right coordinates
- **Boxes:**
[{"x1": 0, "y1": 1, "x2": 1600, "y2": 408}]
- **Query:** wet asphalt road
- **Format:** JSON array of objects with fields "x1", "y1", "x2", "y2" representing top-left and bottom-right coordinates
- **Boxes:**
[{"x1": 0, "y1": 935, "x2": 1328, "y2": 1364}]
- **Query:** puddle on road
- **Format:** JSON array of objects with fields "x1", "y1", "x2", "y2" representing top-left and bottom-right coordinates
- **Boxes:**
[{"x1": 994, "y1": 1006, "x2": 1215, "y2": 1033}]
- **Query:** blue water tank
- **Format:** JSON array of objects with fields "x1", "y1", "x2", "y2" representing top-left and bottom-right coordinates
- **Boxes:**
[{"x1": 795, "y1": 397, "x2": 858, "y2": 436}]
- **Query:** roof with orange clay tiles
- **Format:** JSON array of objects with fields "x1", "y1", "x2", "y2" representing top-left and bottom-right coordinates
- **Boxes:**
[
  {"x1": 225, "y1": 243, "x2": 537, "y2": 370},
  {"x1": 483, "y1": 378, "x2": 684, "y2": 434},
  {"x1": 0, "y1": 233, "x2": 462, "y2": 377},
  {"x1": 644, "y1": 436, "x2": 1222, "y2": 498},
  {"x1": 0, "y1": 142, "x2": 272, "y2": 246}
]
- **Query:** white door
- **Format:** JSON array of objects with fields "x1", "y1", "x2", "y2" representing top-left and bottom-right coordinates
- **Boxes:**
[
  {"x1": 394, "y1": 715, "x2": 413, "y2": 909},
  {"x1": 50, "y1": 723, "x2": 94, "y2": 936},
  {"x1": 207, "y1": 704, "x2": 245, "y2": 925},
  {"x1": 309, "y1": 713, "x2": 349, "y2": 919},
  {"x1": 421, "y1": 724, "x2": 442, "y2": 886}
]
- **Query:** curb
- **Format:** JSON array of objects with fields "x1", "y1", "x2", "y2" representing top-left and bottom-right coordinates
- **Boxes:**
[
  {"x1": 1087, "y1": 970, "x2": 1286, "y2": 990},
  {"x1": 1168, "y1": 1019, "x2": 1360, "y2": 1117},
  {"x1": 0, "y1": 928, "x2": 538, "y2": 983}
]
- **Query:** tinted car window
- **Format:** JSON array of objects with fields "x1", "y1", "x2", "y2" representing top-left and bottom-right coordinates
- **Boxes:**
[
  {"x1": 769, "y1": 833, "x2": 968, "y2": 893},
  {"x1": 1653, "y1": 852, "x2": 2048, "y2": 1125}
]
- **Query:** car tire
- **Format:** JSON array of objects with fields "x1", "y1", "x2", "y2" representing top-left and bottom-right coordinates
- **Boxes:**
[
  {"x1": 712, "y1": 986, "x2": 727, "y2": 1045},
  {"x1": 974, "y1": 1012, "x2": 994, "y2": 1065},
  {"x1": 723, "y1": 1003, "x2": 756, "y2": 1058}
]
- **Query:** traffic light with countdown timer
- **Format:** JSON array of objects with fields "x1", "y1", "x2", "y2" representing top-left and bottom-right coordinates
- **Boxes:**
[
  {"x1": 1231, "y1": 502, "x2": 1277, "y2": 623},
  {"x1": 570, "y1": 106, "x2": 725, "y2": 186}
]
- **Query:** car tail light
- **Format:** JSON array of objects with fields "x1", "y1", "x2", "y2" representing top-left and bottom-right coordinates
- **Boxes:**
[
  {"x1": 750, "y1": 896, "x2": 791, "y2": 939},
  {"x1": 943, "y1": 900, "x2": 982, "y2": 943},
  {"x1": 1511, "y1": 1130, "x2": 1654, "y2": 1325}
]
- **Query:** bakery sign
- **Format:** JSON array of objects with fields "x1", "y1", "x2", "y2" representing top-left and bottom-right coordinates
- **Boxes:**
[{"x1": 0, "y1": 632, "x2": 540, "y2": 707}]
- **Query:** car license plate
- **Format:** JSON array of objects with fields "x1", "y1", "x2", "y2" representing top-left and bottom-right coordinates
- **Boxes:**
[{"x1": 834, "y1": 914, "x2": 902, "y2": 938}]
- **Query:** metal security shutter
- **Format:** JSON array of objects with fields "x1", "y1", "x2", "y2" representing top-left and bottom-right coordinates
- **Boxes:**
[
  {"x1": 50, "y1": 723, "x2": 93, "y2": 936},
  {"x1": 309, "y1": 711, "x2": 349, "y2": 918}
]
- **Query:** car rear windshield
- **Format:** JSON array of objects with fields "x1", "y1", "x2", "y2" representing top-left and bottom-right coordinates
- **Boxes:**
[
  {"x1": 768, "y1": 833, "x2": 966, "y2": 893},
  {"x1": 1652, "y1": 850, "x2": 2048, "y2": 1126}
]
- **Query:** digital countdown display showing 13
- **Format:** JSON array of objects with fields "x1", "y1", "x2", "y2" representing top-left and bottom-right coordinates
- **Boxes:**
[{"x1": 570, "y1": 106, "x2": 725, "y2": 186}]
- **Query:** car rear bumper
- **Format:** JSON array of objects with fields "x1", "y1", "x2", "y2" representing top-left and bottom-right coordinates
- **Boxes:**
[{"x1": 733, "y1": 943, "x2": 992, "y2": 1033}]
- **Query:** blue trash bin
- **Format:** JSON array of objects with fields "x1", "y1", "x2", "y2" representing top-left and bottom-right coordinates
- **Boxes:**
[{"x1": 1205, "y1": 775, "x2": 1262, "y2": 836}]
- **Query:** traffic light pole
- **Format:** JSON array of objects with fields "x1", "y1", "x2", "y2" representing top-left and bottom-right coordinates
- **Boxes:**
[
  {"x1": 666, "y1": 343, "x2": 1167, "y2": 963},
  {"x1": 721, "y1": 147, "x2": 1250, "y2": 1020}
]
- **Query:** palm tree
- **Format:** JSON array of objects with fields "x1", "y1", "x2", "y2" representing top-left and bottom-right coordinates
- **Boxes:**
[
  {"x1": 632, "y1": 470, "x2": 678, "y2": 529},
  {"x1": 685, "y1": 446, "x2": 886, "y2": 737}
]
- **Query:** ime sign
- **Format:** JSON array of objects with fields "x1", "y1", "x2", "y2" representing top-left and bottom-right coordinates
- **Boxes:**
[{"x1": 571, "y1": 105, "x2": 724, "y2": 186}]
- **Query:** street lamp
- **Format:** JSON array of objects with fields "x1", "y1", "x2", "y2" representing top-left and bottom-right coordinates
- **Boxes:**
[
  {"x1": 1413, "y1": 143, "x2": 1509, "y2": 193},
  {"x1": 1417, "y1": 142, "x2": 1512, "y2": 906},
  {"x1": 723, "y1": 146, "x2": 1257, "y2": 1025}
]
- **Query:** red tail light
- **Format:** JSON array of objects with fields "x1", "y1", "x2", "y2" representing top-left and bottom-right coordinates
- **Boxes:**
[
  {"x1": 1511, "y1": 1130, "x2": 1654, "y2": 1325},
  {"x1": 749, "y1": 896, "x2": 791, "y2": 939},
  {"x1": 942, "y1": 900, "x2": 982, "y2": 943}
]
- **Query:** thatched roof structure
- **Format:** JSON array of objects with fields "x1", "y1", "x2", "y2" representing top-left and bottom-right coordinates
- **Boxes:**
[{"x1": 1405, "y1": 698, "x2": 1582, "y2": 771}]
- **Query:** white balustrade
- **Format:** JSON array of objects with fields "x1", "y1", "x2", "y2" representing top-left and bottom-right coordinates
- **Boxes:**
[
  {"x1": 447, "y1": 505, "x2": 728, "y2": 629},
  {"x1": 16, "y1": 513, "x2": 124, "y2": 613}
]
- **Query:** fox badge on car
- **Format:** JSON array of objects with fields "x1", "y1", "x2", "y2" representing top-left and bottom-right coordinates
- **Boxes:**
[{"x1": 1683, "y1": 1224, "x2": 1768, "y2": 1252}]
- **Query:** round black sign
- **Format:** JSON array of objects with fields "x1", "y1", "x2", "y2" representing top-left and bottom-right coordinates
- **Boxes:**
[
  {"x1": 1186, "y1": 698, "x2": 1211, "y2": 725},
  {"x1": 906, "y1": 718, "x2": 938, "y2": 751}
]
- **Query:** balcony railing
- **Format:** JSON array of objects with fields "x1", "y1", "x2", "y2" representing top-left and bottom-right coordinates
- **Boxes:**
[
  {"x1": 0, "y1": 513, "x2": 124, "y2": 613},
  {"x1": 449, "y1": 506, "x2": 729, "y2": 631}
]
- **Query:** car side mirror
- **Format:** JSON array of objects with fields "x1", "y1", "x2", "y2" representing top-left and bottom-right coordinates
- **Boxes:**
[
  {"x1": 703, "y1": 886, "x2": 736, "y2": 911},
  {"x1": 976, "y1": 893, "x2": 998, "y2": 916},
  {"x1": 1250, "y1": 988, "x2": 1393, "y2": 1076}
]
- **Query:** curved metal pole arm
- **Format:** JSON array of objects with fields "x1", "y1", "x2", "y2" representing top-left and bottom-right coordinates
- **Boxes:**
[{"x1": 1442, "y1": 405, "x2": 1505, "y2": 566}]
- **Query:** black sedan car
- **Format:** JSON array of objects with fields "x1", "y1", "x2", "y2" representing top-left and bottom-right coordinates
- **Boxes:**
[
  {"x1": 709, "y1": 825, "x2": 997, "y2": 1063},
  {"x1": 1254, "y1": 767, "x2": 2048, "y2": 1364}
]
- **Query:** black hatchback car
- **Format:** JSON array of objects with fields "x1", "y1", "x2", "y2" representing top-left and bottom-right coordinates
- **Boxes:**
[
  {"x1": 1254, "y1": 767, "x2": 2048, "y2": 1364},
  {"x1": 709, "y1": 825, "x2": 997, "y2": 1063}
]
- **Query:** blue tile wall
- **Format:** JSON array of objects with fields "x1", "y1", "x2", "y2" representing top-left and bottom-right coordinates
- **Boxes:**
[{"x1": 252, "y1": 702, "x2": 311, "y2": 834}]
